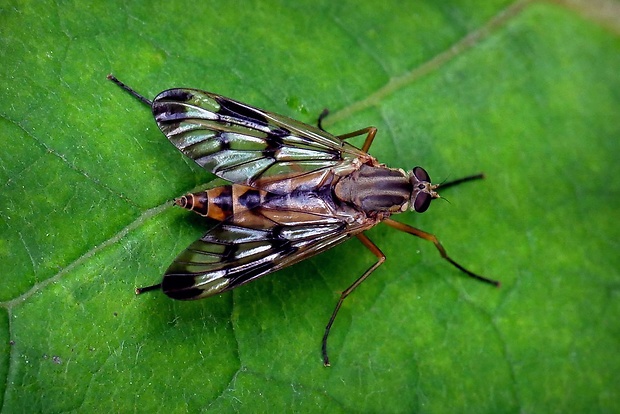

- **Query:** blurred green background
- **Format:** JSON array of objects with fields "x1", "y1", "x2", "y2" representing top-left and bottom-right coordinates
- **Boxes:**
[{"x1": 1, "y1": 0, "x2": 619, "y2": 412}]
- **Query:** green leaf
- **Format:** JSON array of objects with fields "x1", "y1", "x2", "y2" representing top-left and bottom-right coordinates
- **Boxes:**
[{"x1": 1, "y1": 0, "x2": 619, "y2": 412}]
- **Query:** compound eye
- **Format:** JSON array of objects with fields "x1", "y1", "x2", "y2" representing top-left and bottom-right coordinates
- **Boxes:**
[
  {"x1": 413, "y1": 166, "x2": 430, "y2": 183},
  {"x1": 414, "y1": 192, "x2": 432, "y2": 213}
]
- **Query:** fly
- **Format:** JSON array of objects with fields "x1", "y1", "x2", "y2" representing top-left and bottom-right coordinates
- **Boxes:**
[{"x1": 107, "y1": 74, "x2": 500, "y2": 366}]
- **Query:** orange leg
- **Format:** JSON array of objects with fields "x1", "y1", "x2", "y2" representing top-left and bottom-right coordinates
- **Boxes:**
[
  {"x1": 316, "y1": 110, "x2": 377, "y2": 153},
  {"x1": 322, "y1": 233, "x2": 385, "y2": 366},
  {"x1": 383, "y1": 218, "x2": 500, "y2": 287},
  {"x1": 336, "y1": 127, "x2": 377, "y2": 153}
]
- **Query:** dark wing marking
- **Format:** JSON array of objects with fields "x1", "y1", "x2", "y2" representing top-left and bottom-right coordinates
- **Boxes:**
[
  {"x1": 152, "y1": 89, "x2": 367, "y2": 185},
  {"x1": 160, "y1": 217, "x2": 368, "y2": 300}
]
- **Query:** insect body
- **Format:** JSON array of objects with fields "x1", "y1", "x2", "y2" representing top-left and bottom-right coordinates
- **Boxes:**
[{"x1": 107, "y1": 75, "x2": 499, "y2": 366}]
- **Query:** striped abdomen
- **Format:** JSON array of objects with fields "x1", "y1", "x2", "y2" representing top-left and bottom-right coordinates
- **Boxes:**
[
  {"x1": 175, "y1": 185, "x2": 267, "y2": 222},
  {"x1": 175, "y1": 183, "x2": 339, "y2": 226}
]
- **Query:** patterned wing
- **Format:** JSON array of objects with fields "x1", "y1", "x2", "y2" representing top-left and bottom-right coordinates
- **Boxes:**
[
  {"x1": 151, "y1": 89, "x2": 367, "y2": 185},
  {"x1": 160, "y1": 216, "x2": 367, "y2": 300}
]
